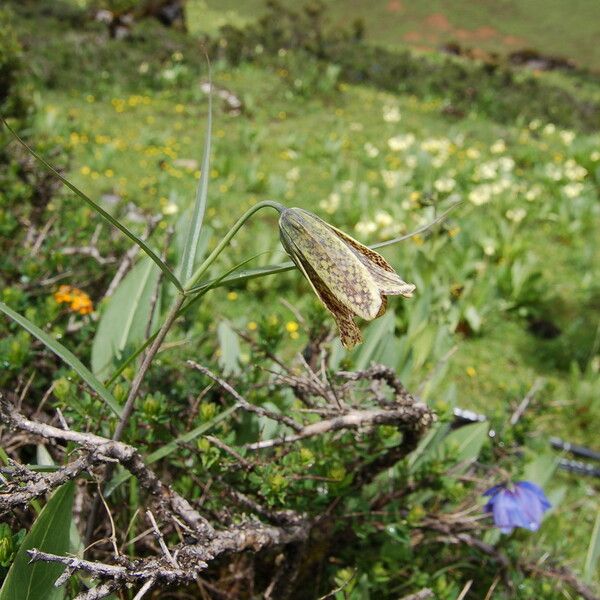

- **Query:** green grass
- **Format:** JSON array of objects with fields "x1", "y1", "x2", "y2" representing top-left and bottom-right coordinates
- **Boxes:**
[
  {"x1": 194, "y1": 0, "x2": 600, "y2": 70},
  {"x1": 37, "y1": 63, "x2": 600, "y2": 439}
]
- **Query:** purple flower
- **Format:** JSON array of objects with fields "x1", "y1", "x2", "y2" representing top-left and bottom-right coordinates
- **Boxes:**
[{"x1": 483, "y1": 481, "x2": 551, "y2": 534}]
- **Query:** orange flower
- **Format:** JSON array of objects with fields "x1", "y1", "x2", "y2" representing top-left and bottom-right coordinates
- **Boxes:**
[
  {"x1": 53, "y1": 285, "x2": 74, "y2": 304},
  {"x1": 54, "y1": 285, "x2": 94, "y2": 315}
]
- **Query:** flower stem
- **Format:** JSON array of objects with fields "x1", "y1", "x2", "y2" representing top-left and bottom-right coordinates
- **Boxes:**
[
  {"x1": 184, "y1": 200, "x2": 284, "y2": 290},
  {"x1": 86, "y1": 200, "x2": 284, "y2": 548},
  {"x1": 112, "y1": 294, "x2": 185, "y2": 442}
]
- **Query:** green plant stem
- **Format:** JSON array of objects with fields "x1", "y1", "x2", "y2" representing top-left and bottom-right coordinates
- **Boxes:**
[
  {"x1": 184, "y1": 200, "x2": 284, "y2": 290},
  {"x1": 112, "y1": 199, "x2": 282, "y2": 436},
  {"x1": 85, "y1": 295, "x2": 185, "y2": 549},
  {"x1": 85, "y1": 202, "x2": 282, "y2": 548},
  {"x1": 112, "y1": 295, "x2": 185, "y2": 443}
]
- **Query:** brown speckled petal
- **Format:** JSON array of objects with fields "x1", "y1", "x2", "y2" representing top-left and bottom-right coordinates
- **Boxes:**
[
  {"x1": 287, "y1": 247, "x2": 363, "y2": 349},
  {"x1": 325, "y1": 221, "x2": 416, "y2": 297}
]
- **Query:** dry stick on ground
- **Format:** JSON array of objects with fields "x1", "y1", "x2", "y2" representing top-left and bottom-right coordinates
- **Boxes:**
[
  {"x1": 398, "y1": 590, "x2": 434, "y2": 600},
  {"x1": 521, "y1": 562, "x2": 599, "y2": 600},
  {"x1": 187, "y1": 360, "x2": 304, "y2": 432},
  {"x1": 245, "y1": 405, "x2": 433, "y2": 451},
  {"x1": 0, "y1": 454, "x2": 91, "y2": 509},
  {"x1": 246, "y1": 365, "x2": 434, "y2": 451},
  {"x1": 74, "y1": 582, "x2": 120, "y2": 600},
  {"x1": 27, "y1": 520, "x2": 311, "y2": 600},
  {"x1": 0, "y1": 396, "x2": 213, "y2": 537},
  {"x1": 510, "y1": 377, "x2": 544, "y2": 426}
]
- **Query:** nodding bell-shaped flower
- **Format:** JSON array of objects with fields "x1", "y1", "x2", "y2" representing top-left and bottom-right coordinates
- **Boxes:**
[
  {"x1": 279, "y1": 207, "x2": 415, "y2": 349},
  {"x1": 483, "y1": 481, "x2": 551, "y2": 534}
]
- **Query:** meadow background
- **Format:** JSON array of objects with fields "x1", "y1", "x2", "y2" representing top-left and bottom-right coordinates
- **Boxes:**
[{"x1": 0, "y1": 1, "x2": 599, "y2": 598}]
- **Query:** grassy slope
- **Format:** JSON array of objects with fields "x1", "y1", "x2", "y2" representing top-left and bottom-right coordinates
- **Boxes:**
[
  {"x1": 10, "y1": 1, "x2": 600, "y2": 580},
  {"x1": 196, "y1": 0, "x2": 600, "y2": 70}
]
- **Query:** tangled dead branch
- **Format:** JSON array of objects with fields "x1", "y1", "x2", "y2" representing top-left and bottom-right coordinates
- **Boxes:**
[{"x1": 1, "y1": 358, "x2": 595, "y2": 600}]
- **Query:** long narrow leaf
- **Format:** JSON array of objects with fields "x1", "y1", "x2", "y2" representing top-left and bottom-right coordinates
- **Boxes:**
[
  {"x1": 91, "y1": 258, "x2": 160, "y2": 379},
  {"x1": 106, "y1": 253, "x2": 268, "y2": 386},
  {"x1": 0, "y1": 302, "x2": 122, "y2": 417},
  {"x1": 584, "y1": 510, "x2": 600, "y2": 582},
  {"x1": 1, "y1": 119, "x2": 183, "y2": 292},
  {"x1": 0, "y1": 481, "x2": 74, "y2": 600},
  {"x1": 180, "y1": 71, "x2": 212, "y2": 285}
]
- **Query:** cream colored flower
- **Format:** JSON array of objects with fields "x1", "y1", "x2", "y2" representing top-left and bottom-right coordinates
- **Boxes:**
[
  {"x1": 388, "y1": 133, "x2": 415, "y2": 152},
  {"x1": 434, "y1": 177, "x2": 456, "y2": 193},
  {"x1": 383, "y1": 105, "x2": 401, "y2": 123}
]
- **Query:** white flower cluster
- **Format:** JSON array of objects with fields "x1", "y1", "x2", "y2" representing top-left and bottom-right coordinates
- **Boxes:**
[{"x1": 388, "y1": 133, "x2": 415, "y2": 152}]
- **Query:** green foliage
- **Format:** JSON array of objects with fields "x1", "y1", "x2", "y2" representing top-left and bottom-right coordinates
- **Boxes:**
[
  {"x1": 1, "y1": 1, "x2": 598, "y2": 597},
  {"x1": 91, "y1": 258, "x2": 161, "y2": 379},
  {"x1": 0, "y1": 301, "x2": 122, "y2": 416},
  {"x1": 212, "y1": 2, "x2": 600, "y2": 131},
  {"x1": 441, "y1": 421, "x2": 489, "y2": 470},
  {"x1": 0, "y1": 7, "x2": 29, "y2": 120},
  {"x1": 0, "y1": 482, "x2": 74, "y2": 600},
  {"x1": 585, "y1": 511, "x2": 600, "y2": 583}
]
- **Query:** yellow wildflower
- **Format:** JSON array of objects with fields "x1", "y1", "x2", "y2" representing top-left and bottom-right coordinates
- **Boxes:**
[{"x1": 286, "y1": 321, "x2": 299, "y2": 333}]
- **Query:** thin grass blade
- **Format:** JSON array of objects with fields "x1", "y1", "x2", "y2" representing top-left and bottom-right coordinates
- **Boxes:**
[
  {"x1": 1, "y1": 119, "x2": 182, "y2": 292},
  {"x1": 180, "y1": 71, "x2": 212, "y2": 285},
  {"x1": 584, "y1": 510, "x2": 600, "y2": 582},
  {"x1": 0, "y1": 301, "x2": 122, "y2": 417}
]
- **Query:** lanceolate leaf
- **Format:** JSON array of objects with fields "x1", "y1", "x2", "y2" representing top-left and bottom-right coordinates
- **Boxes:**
[
  {"x1": 217, "y1": 321, "x2": 241, "y2": 375},
  {"x1": 584, "y1": 510, "x2": 600, "y2": 582},
  {"x1": 0, "y1": 482, "x2": 74, "y2": 600},
  {"x1": 442, "y1": 421, "x2": 489, "y2": 471},
  {"x1": 106, "y1": 252, "x2": 269, "y2": 386},
  {"x1": 1, "y1": 119, "x2": 182, "y2": 292},
  {"x1": 92, "y1": 258, "x2": 161, "y2": 379},
  {"x1": 180, "y1": 74, "x2": 212, "y2": 285},
  {"x1": 0, "y1": 302, "x2": 122, "y2": 417}
]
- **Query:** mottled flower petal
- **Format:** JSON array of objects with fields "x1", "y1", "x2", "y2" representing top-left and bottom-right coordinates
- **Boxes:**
[
  {"x1": 279, "y1": 207, "x2": 415, "y2": 348},
  {"x1": 280, "y1": 209, "x2": 382, "y2": 320},
  {"x1": 299, "y1": 257, "x2": 363, "y2": 349},
  {"x1": 326, "y1": 223, "x2": 416, "y2": 297}
]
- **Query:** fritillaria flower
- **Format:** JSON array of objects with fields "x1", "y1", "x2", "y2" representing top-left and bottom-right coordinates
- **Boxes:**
[
  {"x1": 279, "y1": 207, "x2": 415, "y2": 349},
  {"x1": 483, "y1": 481, "x2": 551, "y2": 534}
]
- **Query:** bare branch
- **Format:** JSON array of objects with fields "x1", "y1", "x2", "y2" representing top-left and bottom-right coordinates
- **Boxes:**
[
  {"x1": 246, "y1": 403, "x2": 433, "y2": 451},
  {"x1": 27, "y1": 519, "x2": 310, "y2": 590},
  {"x1": 187, "y1": 361, "x2": 303, "y2": 432},
  {"x1": 399, "y1": 590, "x2": 434, "y2": 600},
  {"x1": 510, "y1": 378, "x2": 544, "y2": 426},
  {"x1": 74, "y1": 581, "x2": 120, "y2": 600},
  {"x1": 0, "y1": 454, "x2": 90, "y2": 509},
  {"x1": 0, "y1": 397, "x2": 213, "y2": 538}
]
